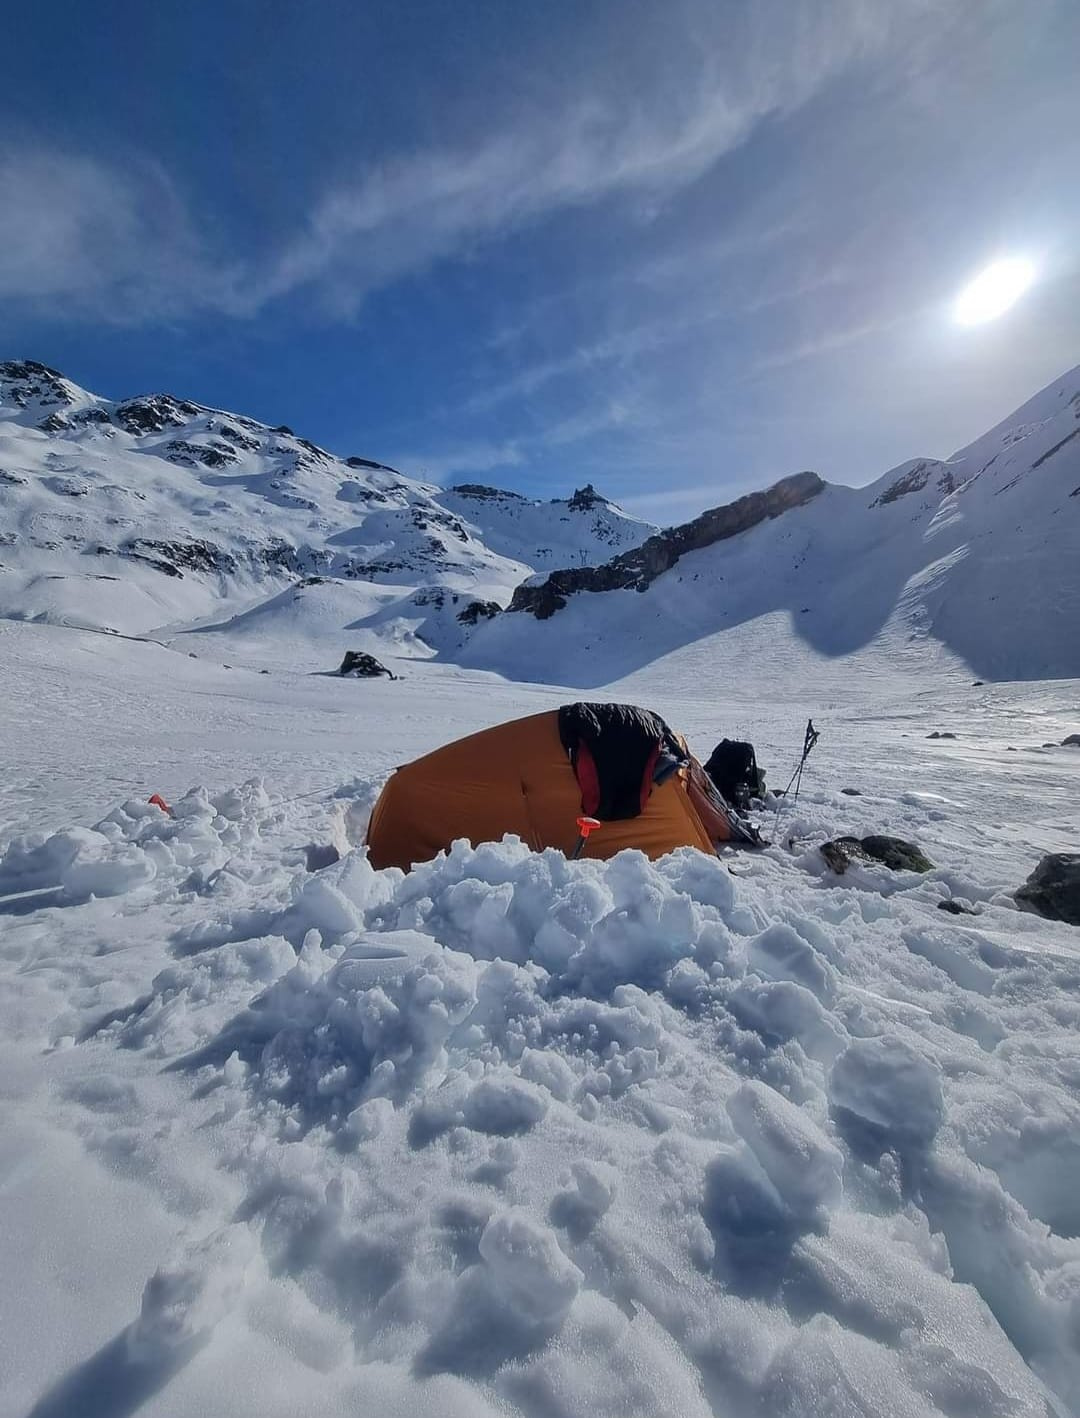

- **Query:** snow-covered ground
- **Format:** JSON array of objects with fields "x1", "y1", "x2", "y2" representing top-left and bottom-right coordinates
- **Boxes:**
[{"x1": 3, "y1": 617, "x2": 1080, "y2": 1418}]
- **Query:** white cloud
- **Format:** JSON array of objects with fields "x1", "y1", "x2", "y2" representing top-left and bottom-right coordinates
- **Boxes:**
[
  {"x1": 396, "y1": 439, "x2": 525, "y2": 483},
  {"x1": 0, "y1": 2, "x2": 952, "y2": 324},
  {"x1": 0, "y1": 150, "x2": 239, "y2": 321},
  {"x1": 256, "y1": 2, "x2": 898, "y2": 314}
]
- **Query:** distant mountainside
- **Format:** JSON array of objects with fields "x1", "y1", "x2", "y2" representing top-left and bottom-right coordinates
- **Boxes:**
[
  {"x1": 4, "y1": 358, "x2": 1078, "y2": 684},
  {"x1": 464, "y1": 365, "x2": 1080, "y2": 684},
  {"x1": 0, "y1": 361, "x2": 654, "y2": 664}
]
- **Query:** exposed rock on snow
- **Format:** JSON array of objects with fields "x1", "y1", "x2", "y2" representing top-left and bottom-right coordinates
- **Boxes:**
[
  {"x1": 1015, "y1": 853, "x2": 1080, "y2": 926},
  {"x1": 338, "y1": 650, "x2": 394, "y2": 678},
  {"x1": 820, "y1": 835, "x2": 935, "y2": 875}
]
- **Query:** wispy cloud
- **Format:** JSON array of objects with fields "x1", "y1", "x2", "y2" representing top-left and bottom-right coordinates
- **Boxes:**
[
  {"x1": 0, "y1": 150, "x2": 239, "y2": 322},
  {"x1": 1, "y1": 1, "x2": 920, "y2": 324},
  {"x1": 397, "y1": 439, "x2": 525, "y2": 483},
  {"x1": 256, "y1": 3, "x2": 900, "y2": 314}
]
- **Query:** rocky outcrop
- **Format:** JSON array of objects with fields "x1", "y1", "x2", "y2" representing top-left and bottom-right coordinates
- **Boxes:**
[
  {"x1": 821, "y1": 836, "x2": 935, "y2": 875},
  {"x1": 871, "y1": 460, "x2": 956, "y2": 508},
  {"x1": 509, "y1": 471, "x2": 825, "y2": 619},
  {"x1": 115, "y1": 395, "x2": 201, "y2": 435},
  {"x1": 457, "y1": 599, "x2": 501, "y2": 626},
  {"x1": 450, "y1": 483, "x2": 525, "y2": 501},
  {"x1": 0, "y1": 359, "x2": 71, "y2": 410},
  {"x1": 566, "y1": 484, "x2": 609, "y2": 511},
  {"x1": 339, "y1": 651, "x2": 394, "y2": 679},
  {"x1": 165, "y1": 440, "x2": 239, "y2": 469},
  {"x1": 1015, "y1": 854, "x2": 1080, "y2": 926}
]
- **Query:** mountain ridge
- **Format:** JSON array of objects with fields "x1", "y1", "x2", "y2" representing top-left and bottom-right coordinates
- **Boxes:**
[
  {"x1": 3, "y1": 357, "x2": 1078, "y2": 681},
  {"x1": 463, "y1": 362, "x2": 1080, "y2": 683},
  {"x1": 0, "y1": 359, "x2": 654, "y2": 663}
]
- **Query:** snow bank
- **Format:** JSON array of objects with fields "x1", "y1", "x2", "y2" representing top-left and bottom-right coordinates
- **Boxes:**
[{"x1": 9, "y1": 779, "x2": 1080, "y2": 1416}]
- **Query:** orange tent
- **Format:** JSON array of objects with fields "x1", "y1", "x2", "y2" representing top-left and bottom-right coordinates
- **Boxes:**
[{"x1": 366, "y1": 708, "x2": 739, "y2": 871}]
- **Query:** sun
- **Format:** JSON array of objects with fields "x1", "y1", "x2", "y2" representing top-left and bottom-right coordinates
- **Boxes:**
[{"x1": 953, "y1": 258, "x2": 1035, "y2": 326}]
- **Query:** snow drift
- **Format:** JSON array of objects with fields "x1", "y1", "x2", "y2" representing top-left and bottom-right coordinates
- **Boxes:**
[{"x1": 5, "y1": 762, "x2": 1080, "y2": 1416}]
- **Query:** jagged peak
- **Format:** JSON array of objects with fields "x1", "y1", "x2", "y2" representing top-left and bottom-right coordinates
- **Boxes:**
[{"x1": 564, "y1": 483, "x2": 610, "y2": 511}]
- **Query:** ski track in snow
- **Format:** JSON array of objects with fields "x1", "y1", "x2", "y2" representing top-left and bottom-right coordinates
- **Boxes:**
[{"x1": 2, "y1": 619, "x2": 1080, "y2": 1418}]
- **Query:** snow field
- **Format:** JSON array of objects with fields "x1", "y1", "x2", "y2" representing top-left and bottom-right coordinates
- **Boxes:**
[{"x1": 4, "y1": 753, "x2": 1080, "y2": 1415}]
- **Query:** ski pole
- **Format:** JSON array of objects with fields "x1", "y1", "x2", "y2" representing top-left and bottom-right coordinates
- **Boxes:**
[{"x1": 771, "y1": 719, "x2": 819, "y2": 844}]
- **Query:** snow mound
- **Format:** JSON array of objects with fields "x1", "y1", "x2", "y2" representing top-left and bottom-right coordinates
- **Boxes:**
[{"x1": 14, "y1": 776, "x2": 1080, "y2": 1417}]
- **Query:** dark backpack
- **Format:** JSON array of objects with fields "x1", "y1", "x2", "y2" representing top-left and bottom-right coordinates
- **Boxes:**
[{"x1": 704, "y1": 739, "x2": 764, "y2": 810}]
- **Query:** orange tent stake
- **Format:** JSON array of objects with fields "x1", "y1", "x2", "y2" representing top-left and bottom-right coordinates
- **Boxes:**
[{"x1": 571, "y1": 815, "x2": 602, "y2": 860}]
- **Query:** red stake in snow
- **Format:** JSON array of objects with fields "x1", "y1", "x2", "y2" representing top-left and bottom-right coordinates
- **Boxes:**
[
  {"x1": 571, "y1": 815, "x2": 602, "y2": 860},
  {"x1": 148, "y1": 793, "x2": 174, "y2": 817}
]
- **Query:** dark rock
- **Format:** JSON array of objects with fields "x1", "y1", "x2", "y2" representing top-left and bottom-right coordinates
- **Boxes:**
[
  {"x1": 121, "y1": 538, "x2": 237, "y2": 577},
  {"x1": 272, "y1": 424, "x2": 294, "y2": 435},
  {"x1": 566, "y1": 483, "x2": 609, "y2": 511},
  {"x1": 347, "y1": 455, "x2": 401, "y2": 474},
  {"x1": 870, "y1": 460, "x2": 956, "y2": 508},
  {"x1": 1015, "y1": 855, "x2": 1080, "y2": 926},
  {"x1": 510, "y1": 471, "x2": 825, "y2": 619},
  {"x1": 0, "y1": 360, "x2": 72, "y2": 412},
  {"x1": 820, "y1": 837, "x2": 870, "y2": 874},
  {"x1": 926, "y1": 731, "x2": 957, "y2": 739},
  {"x1": 861, "y1": 836, "x2": 935, "y2": 873},
  {"x1": 972, "y1": 680, "x2": 985, "y2": 686},
  {"x1": 0, "y1": 358, "x2": 65, "y2": 383},
  {"x1": 451, "y1": 482, "x2": 525, "y2": 501},
  {"x1": 937, "y1": 900, "x2": 978, "y2": 916},
  {"x1": 165, "y1": 439, "x2": 237, "y2": 469},
  {"x1": 295, "y1": 436, "x2": 332, "y2": 462},
  {"x1": 114, "y1": 394, "x2": 200, "y2": 435},
  {"x1": 456, "y1": 599, "x2": 501, "y2": 626},
  {"x1": 821, "y1": 835, "x2": 935, "y2": 875},
  {"x1": 1031, "y1": 426, "x2": 1080, "y2": 470},
  {"x1": 339, "y1": 651, "x2": 394, "y2": 679},
  {"x1": 840, "y1": 788, "x2": 862, "y2": 797},
  {"x1": 1062, "y1": 735, "x2": 1080, "y2": 747}
]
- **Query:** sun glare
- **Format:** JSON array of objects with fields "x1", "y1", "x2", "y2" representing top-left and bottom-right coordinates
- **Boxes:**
[{"x1": 953, "y1": 258, "x2": 1035, "y2": 326}]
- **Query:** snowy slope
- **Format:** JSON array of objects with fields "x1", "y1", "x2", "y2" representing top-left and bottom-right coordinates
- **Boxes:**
[
  {"x1": 464, "y1": 366, "x2": 1080, "y2": 685},
  {"x1": 3, "y1": 618, "x2": 1080, "y2": 1417},
  {"x1": 0, "y1": 360, "x2": 653, "y2": 667}
]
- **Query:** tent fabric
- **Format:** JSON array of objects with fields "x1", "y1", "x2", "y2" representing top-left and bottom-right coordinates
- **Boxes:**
[{"x1": 366, "y1": 708, "x2": 724, "y2": 871}]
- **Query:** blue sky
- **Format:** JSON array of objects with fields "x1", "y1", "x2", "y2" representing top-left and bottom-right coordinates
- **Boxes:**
[{"x1": 3, "y1": 0, "x2": 1079, "y2": 518}]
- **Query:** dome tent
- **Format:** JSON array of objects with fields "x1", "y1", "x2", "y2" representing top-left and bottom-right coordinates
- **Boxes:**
[{"x1": 365, "y1": 703, "x2": 753, "y2": 872}]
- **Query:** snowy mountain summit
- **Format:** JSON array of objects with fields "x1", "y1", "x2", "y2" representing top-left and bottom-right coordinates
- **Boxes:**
[{"x1": 0, "y1": 360, "x2": 654, "y2": 663}]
